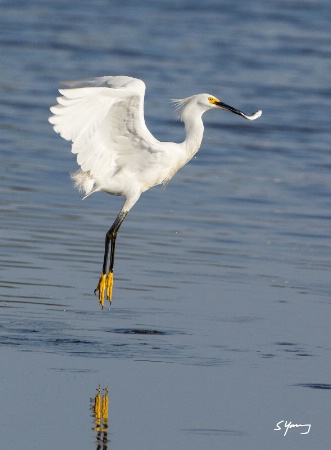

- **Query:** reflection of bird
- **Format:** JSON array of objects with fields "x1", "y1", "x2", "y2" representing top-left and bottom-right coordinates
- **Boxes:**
[{"x1": 49, "y1": 76, "x2": 262, "y2": 307}]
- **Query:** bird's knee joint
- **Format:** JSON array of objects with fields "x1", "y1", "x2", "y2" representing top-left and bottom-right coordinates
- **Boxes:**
[
  {"x1": 106, "y1": 229, "x2": 117, "y2": 241},
  {"x1": 106, "y1": 230, "x2": 114, "y2": 241}
]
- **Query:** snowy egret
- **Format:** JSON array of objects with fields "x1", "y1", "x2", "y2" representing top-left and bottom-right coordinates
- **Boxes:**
[{"x1": 49, "y1": 76, "x2": 262, "y2": 308}]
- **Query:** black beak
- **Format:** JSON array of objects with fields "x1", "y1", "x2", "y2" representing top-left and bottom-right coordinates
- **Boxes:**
[
  {"x1": 215, "y1": 101, "x2": 262, "y2": 121},
  {"x1": 215, "y1": 101, "x2": 246, "y2": 117}
]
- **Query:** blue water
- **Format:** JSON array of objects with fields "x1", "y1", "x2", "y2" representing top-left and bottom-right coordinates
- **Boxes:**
[{"x1": 1, "y1": 1, "x2": 331, "y2": 449}]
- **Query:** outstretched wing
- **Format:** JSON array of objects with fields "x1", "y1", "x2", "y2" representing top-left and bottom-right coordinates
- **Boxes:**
[{"x1": 49, "y1": 76, "x2": 159, "y2": 180}]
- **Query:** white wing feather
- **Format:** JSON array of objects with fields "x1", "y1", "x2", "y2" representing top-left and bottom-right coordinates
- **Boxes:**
[{"x1": 49, "y1": 76, "x2": 160, "y2": 187}]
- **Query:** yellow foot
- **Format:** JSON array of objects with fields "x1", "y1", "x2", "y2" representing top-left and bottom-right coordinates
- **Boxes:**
[
  {"x1": 94, "y1": 272, "x2": 114, "y2": 308},
  {"x1": 105, "y1": 272, "x2": 114, "y2": 303},
  {"x1": 94, "y1": 273, "x2": 106, "y2": 308}
]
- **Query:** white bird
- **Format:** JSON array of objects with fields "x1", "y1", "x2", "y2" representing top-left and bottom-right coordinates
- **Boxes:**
[{"x1": 49, "y1": 75, "x2": 262, "y2": 308}]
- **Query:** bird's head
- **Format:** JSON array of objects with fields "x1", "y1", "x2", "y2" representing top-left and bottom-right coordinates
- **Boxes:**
[{"x1": 198, "y1": 94, "x2": 222, "y2": 110}]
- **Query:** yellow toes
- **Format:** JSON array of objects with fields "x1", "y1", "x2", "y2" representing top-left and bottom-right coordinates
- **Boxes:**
[
  {"x1": 94, "y1": 272, "x2": 114, "y2": 308},
  {"x1": 94, "y1": 273, "x2": 107, "y2": 308},
  {"x1": 106, "y1": 272, "x2": 114, "y2": 303}
]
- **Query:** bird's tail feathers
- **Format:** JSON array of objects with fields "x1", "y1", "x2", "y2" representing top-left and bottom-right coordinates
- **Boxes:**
[{"x1": 71, "y1": 170, "x2": 99, "y2": 199}]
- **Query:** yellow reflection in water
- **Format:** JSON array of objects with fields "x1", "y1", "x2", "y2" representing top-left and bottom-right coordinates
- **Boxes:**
[{"x1": 91, "y1": 386, "x2": 109, "y2": 449}]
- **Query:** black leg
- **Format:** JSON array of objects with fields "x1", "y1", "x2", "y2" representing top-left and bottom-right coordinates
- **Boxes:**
[
  {"x1": 109, "y1": 234, "x2": 116, "y2": 273},
  {"x1": 95, "y1": 209, "x2": 128, "y2": 307},
  {"x1": 105, "y1": 210, "x2": 128, "y2": 274},
  {"x1": 102, "y1": 234, "x2": 111, "y2": 275}
]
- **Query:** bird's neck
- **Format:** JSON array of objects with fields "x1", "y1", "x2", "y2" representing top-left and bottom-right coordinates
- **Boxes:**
[{"x1": 183, "y1": 114, "x2": 204, "y2": 160}]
